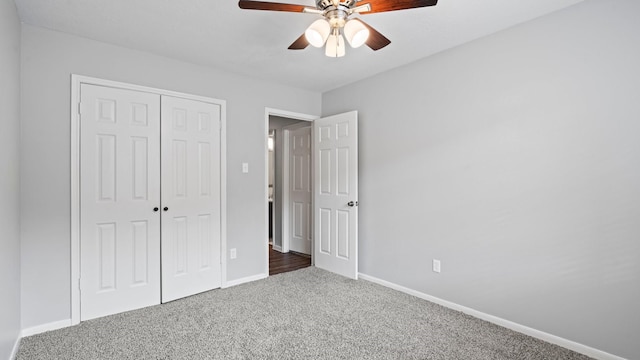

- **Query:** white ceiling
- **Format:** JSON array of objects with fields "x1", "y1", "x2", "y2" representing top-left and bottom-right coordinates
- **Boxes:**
[{"x1": 14, "y1": 0, "x2": 583, "y2": 92}]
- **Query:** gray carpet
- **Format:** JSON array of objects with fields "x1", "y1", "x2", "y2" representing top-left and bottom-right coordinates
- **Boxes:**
[{"x1": 17, "y1": 267, "x2": 592, "y2": 359}]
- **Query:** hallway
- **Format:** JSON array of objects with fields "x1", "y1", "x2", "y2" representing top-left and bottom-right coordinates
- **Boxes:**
[{"x1": 269, "y1": 245, "x2": 311, "y2": 275}]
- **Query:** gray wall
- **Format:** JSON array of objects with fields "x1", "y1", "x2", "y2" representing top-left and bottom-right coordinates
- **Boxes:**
[
  {"x1": 20, "y1": 24, "x2": 321, "y2": 330},
  {"x1": 0, "y1": 0, "x2": 22, "y2": 358},
  {"x1": 322, "y1": 1, "x2": 639, "y2": 358},
  {"x1": 268, "y1": 116, "x2": 309, "y2": 249}
]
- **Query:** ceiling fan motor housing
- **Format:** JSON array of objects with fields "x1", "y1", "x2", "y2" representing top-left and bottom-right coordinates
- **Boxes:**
[
  {"x1": 317, "y1": 0, "x2": 357, "y2": 12},
  {"x1": 315, "y1": 0, "x2": 355, "y2": 31},
  {"x1": 317, "y1": 0, "x2": 358, "y2": 8},
  {"x1": 316, "y1": 0, "x2": 334, "y2": 8}
]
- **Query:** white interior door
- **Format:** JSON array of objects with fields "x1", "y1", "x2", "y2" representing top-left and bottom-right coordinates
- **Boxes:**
[
  {"x1": 313, "y1": 111, "x2": 358, "y2": 279},
  {"x1": 289, "y1": 126, "x2": 312, "y2": 255},
  {"x1": 161, "y1": 95, "x2": 222, "y2": 303},
  {"x1": 80, "y1": 84, "x2": 161, "y2": 320}
]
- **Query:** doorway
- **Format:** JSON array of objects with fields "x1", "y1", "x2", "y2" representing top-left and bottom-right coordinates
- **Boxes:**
[
  {"x1": 265, "y1": 109, "x2": 317, "y2": 275},
  {"x1": 263, "y1": 108, "x2": 360, "y2": 280}
]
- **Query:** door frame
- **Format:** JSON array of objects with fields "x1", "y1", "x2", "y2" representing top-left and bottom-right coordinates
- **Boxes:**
[
  {"x1": 70, "y1": 75, "x2": 227, "y2": 325},
  {"x1": 268, "y1": 130, "x2": 276, "y2": 249},
  {"x1": 264, "y1": 108, "x2": 318, "y2": 275}
]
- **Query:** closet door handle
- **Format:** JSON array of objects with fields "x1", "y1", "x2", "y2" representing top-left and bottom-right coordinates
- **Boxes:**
[
  {"x1": 163, "y1": 207, "x2": 169, "y2": 211},
  {"x1": 153, "y1": 207, "x2": 159, "y2": 212}
]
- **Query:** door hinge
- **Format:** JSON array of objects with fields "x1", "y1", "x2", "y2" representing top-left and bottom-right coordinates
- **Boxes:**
[
  {"x1": 77, "y1": 102, "x2": 82, "y2": 115},
  {"x1": 78, "y1": 278, "x2": 81, "y2": 291}
]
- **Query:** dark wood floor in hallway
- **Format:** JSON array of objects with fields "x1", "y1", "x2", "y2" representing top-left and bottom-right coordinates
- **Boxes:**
[{"x1": 269, "y1": 244, "x2": 311, "y2": 275}]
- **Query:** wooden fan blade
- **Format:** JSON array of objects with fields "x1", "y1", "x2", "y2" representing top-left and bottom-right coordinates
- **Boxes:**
[
  {"x1": 238, "y1": 0, "x2": 309, "y2": 12},
  {"x1": 357, "y1": 19, "x2": 391, "y2": 50},
  {"x1": 359, "y1": 0, "x2": 438, "y2": 14},
  {"x1": 288, "y1": 34, "x2": 310, "y2": 50}
]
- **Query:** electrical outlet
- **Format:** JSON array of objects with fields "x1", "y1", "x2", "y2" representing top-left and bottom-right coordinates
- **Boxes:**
[
  {"x1": 230, "y1": 248, "x2": 237, "y2": 259},
  {"x1": 242, "y1": 163, "x2": 249, "y2": 173},
  {"x1": 432, "y1": 259, "x2": 441, "y2": 273}
]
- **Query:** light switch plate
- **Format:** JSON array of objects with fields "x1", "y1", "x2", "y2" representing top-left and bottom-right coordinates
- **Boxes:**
[
  {"x1": 242, "y1": 163, "x2": 249, "y2": 173},
  {"x1": 433, "y1": 259, "x2": 441, "y2": 273}
]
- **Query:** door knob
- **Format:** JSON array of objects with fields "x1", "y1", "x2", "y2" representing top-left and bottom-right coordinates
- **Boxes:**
[
  {"x1": 163, "y1": 207, "x2": 169, "y2": 211},
  {"x1": 347, "y1": 201, "x2": 358, "y2": 207},
  {"x1": 153, "y1": 207, "x2": 159, "y2": 212}
]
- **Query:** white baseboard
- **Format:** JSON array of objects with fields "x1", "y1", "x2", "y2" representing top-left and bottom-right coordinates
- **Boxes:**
[
  {"x1": 222, "y1": 272, "x2": 268, "y2": 288},
  {"x1": 272, "y1": 245, "x2": 283, "y2": 252},
  {"x1": 19, "y1": 274, "x2": 269, "y2": 339},
  {"x1": 358, "y1": 273, "x2": 626, "y2": 360},
  {"x1": 21, "y1": 319, "x2": 72, "y2": 337},
  {"x1": 10, "y1": 336, "x2": 20, "y2": 360}
]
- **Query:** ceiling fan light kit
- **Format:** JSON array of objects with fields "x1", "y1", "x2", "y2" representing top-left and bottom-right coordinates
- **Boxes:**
[
  {"x1": 305, "y1": 17, "x2": 368, "y2": 56},
  {"x1": 325, "y1": 30, "x2": 346, "y2": 57},
  {"x1": 305, "y1": 19, "x2": 331, "y2": 47},
  {"x1": 343, "y1": 19, "x2": 369, "y2": 48},
  {"x1": 238, "y1": 0, "x2": 438, "y2": 57}
]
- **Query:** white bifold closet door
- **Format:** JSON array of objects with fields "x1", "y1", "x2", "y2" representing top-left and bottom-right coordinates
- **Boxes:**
[
  {"x1": 80, "y1": 84, "x2": 221, "y2": 320},
  {"x1": 80, "y1": 84, "x2": 162, "y2": 320},
  {"x1": 160, "y1": 95, "x2": 221, "y2": 303}
]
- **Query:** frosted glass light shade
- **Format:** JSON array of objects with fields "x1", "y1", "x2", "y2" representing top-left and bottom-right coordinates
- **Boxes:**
[
  {"x1": 344, "y1": 19, "x2": 369, "y2": 48},
  {"x1": 305, "y1": 19, "x2": 330, "y2": 48},
  {"x1": 325, "y1": 34, "x2": 346, "y2": 57}
]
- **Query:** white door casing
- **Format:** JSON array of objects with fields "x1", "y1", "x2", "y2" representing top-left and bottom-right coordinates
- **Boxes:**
[
  {"x1": 288, "y1": 126, "x2": 312, "y2": 255},
  {"x1": 161, "y1": 95, "x2": 222, "y2": 302},
  {"x1": 266, "y1": 108, "x2": 317, "y2": 266},
  {"x1": 313, "y1": 111, "x2": 359, "y2": 279},
  {"x1": 79, "y1": 84, "x2": 161, "y2": 320}
]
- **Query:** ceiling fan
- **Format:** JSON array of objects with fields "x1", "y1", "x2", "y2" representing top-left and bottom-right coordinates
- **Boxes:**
[{"x1": 238, "y1": 0, "x2": 438, "y2": 57}]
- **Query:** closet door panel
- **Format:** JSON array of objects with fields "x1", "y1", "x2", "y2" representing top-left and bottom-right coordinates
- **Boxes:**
[
  {"x1": 161, "y1": 96, "x2": 222, "y2": 302},
  {"x1": 80, "y1": 84, "x2": 161, "y2": 320}
]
